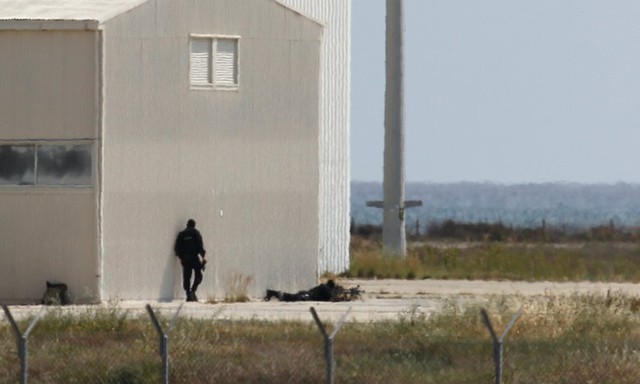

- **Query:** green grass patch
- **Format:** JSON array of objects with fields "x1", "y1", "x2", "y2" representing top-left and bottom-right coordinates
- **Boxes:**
[{"x1": 346, "y1": 237, "x2": 640, "y2": 282}]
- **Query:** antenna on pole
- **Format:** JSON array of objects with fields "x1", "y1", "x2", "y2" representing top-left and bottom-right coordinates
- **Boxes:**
[{"x1": 367, "y1": 0, "x2": 422, "y2": 257}]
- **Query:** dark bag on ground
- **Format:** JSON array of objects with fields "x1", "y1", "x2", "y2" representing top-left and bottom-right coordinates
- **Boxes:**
[{"x1": 42, "y1": 281, "x2": 69, "y2": 305}]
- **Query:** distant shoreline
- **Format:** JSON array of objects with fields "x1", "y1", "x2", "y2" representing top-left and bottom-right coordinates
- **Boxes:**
[
  {"x1": 350, "y1": 181, "x2": 640, "y2": 228},
  {"x1": 351, "y1": 180, "x2": 640, "y2": 186}
]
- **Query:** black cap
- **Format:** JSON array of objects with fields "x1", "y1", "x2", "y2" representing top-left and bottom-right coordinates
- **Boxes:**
[{"x1": 187, "y1": 219, "x2": 196, "y2": 228}]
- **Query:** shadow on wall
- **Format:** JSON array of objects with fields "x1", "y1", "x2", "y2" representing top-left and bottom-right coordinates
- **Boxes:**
[{"x1": 159, "y1": 252, "x2": 176, "y2": 302}]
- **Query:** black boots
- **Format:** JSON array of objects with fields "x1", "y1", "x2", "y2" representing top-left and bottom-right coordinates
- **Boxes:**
[
  {"x1": 186, "y1": 291, "x2": 198, "y2": 302},
  {"x1": 265, "y1": 289, "x2": 281, "y2": 301}
]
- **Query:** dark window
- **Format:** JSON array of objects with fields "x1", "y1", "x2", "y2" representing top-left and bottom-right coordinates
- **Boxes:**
[
  {"x1": 0, "y1": 143, "x2": 92, "y2": 187},
  {"x1": 0, "y1": 145, "x2": 35, "y2": 185},
  {"x1": 37, "y1": 144, "x2": 92, "y2": 186}
]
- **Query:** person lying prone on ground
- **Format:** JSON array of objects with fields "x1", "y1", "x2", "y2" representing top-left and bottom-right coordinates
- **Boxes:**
[{"x1": 265, "y1": 280, "x2": 362, "y2": 302}]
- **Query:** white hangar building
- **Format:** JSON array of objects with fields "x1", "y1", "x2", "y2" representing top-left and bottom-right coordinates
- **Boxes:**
[{"x1": 0, "y1": 0, "x2": 351, "y2": 303}]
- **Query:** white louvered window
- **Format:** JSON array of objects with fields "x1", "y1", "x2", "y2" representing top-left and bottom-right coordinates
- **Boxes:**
[
  {"x1": 190, "y1": 36, "x2": 239, "y2": 89},
  {"x1": 214, "y1": 38, "x2": 238, "y2": 87},
  {"x1": 190, "y1": 38, "x2": 212, "y2": 85}
]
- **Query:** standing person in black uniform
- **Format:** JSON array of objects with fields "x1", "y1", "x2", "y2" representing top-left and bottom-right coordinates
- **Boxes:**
[{"x1": 174, "y1": 219, "x2": 207, "y2": 302}]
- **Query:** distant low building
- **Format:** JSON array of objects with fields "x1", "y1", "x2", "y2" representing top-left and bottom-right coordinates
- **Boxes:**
[{"x1": 0, "y1": 0, "x2": 350, "y2": 303}]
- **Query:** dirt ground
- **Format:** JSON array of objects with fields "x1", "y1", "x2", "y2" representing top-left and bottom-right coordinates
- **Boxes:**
[{"x1": 5, "y1": 279, "x2": 640, "y2": 323}]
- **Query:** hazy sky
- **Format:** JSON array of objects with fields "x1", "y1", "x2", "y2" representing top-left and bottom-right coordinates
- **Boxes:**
[{"x1": 351, "y1": 0, "x2": 640, "y2": 184}]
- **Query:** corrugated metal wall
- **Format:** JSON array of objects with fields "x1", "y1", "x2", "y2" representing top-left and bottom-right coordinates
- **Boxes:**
[
  {"x1": 0, "y1": 31, "x2": 99, "y2": 303},
  {"x1": 0, "y1": 192, "x2": 98, "y2": 303},
  {"x1": 0, "y1": 0, "x2": 350, "y2": 299},
  {"x1": 100, "y1": 0, "x2": 323, "y2": 300},
  {"x1": 0, "y1": 31, "x2": 97, "y2": 140},
  {"x1": 278, "y1": 0, "x2": 351, "y2": 274}
]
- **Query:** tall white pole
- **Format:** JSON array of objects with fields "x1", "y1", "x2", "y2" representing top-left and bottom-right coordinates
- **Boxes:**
[
  {"x1": 367, "y1": 0, "x2": 420, "y2": 255},
  {"x1": 383, "y1": 0, "x2": 406, "y2": 255}
]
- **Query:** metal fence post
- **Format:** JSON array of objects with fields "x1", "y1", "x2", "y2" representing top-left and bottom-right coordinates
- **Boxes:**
[
  {"x1": 147, "y1": 303, "x2": 183, "y2": 384},
  {"x1": 310, "y1": 307, "x2": 352, "y2": 384},
  {"x1": 481, "y1": 308, "x2": 523, "y2": 384},
  {"x1": 2, "y1": 305, "x2": 45, "y2": 384}
]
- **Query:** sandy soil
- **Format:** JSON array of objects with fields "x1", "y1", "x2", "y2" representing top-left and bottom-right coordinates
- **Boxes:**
[{"x1": 5, "y1": 279, "x2": 640, "y2": 323}]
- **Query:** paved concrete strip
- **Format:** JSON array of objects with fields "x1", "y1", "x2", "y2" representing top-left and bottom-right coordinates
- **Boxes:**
[
  {"x1": 3, "y1": 279, "x2": 640, "y2": 323},
  {"x1": 349, "y1": 279, "x2": 640, "y2": 297}
]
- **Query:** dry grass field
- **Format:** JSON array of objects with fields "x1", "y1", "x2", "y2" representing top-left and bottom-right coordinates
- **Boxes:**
[{"x1": 3, "y1": 237, "x2": 640, "y2": 382}]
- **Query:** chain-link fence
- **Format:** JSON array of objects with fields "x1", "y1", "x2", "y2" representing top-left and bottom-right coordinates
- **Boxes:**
[{"x1": 2, "y1": 299, "x2": 640, "y2": 383}]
